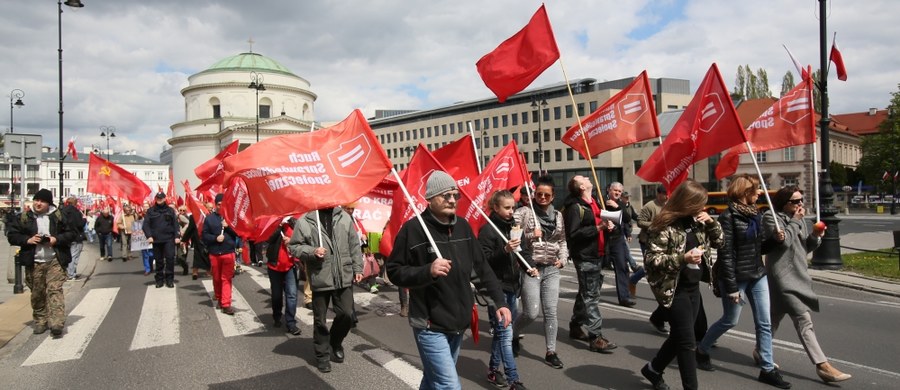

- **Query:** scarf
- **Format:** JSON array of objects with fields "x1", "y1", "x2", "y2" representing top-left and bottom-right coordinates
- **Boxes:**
[
  {"x1": 534, "y1": 205, "x2": 557, "y2": 237},
  {"x1": 729, "y1": 201, "x2": 760, "y2": 240}
]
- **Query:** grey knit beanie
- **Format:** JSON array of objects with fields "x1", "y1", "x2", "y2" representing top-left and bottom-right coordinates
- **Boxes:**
[{"x1": 424, "y1": 171, "x2": 458, "y2": 199}]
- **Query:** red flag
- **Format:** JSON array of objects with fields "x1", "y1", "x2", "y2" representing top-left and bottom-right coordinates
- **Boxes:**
[
  {"x1": 431, "y1": 134, "x2": 480, "y2": 188},
  {"x1": 87, "y1": 153, "x2": 152, "y2": 205},
  {"x1": 167, "y1": 167, "x2": 176, "y2": 200},
  {"x1": 355, "y1": 177, "x2": 397, "y2": 235},
  {"x1": 476, "y1": 5, "x2": 560, "y2": 103},
  {"x1": 220, "y1": 110, "x2": 392, "y2": 237},
  {"x1": 67, "y1": 137, "x2": 78, "y2": 161},
  {"x1": 636, "y1": 64, "x2": 746, "y2": 192},
  {"x1": 457, "y1": 141, "x2": 527, "y2": 234},
  {"x1": 563, "y1": 71, "x2": 660, "y2": 158},
  {"x1": 194, "y1": 140, "x2": 239, "y2": 182},
  {"x1": 830, "y1": 37, "x2": 848, "y2": 81},
  {"x1": 716, "y1": 77, "x2": 817, "y2": 179},
  {"x1": 883, "y1": 171, "x2": 890, "y2": 181},
  {"x1": 182, "y1": 179, "x2": 208, "y2": 232},
  {"x1": 782, "y1": 44, "x2": 810, "y2": 80}
]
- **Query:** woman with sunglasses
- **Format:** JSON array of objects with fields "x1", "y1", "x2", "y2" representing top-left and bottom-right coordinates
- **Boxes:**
[{"x1": 762, "y1": 186, "x2": 851, "y2": 383}]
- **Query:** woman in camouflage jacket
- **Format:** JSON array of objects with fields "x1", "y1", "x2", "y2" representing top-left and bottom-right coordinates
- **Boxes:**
[{"x1": 640, "y1": 180, "x2": 724, "y2": 390}]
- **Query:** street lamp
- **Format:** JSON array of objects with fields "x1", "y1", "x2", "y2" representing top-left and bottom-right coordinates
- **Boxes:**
[
  {"x1": 58, "y1": 0, "x2": 85, "y2": 202},
  {"x1": 9, "y1": 89, "x2": 24, "y2": 134},
  {"x1": 100, "y1": 125, "x2": 115, "y2": 160},
  {"x1": 248, "y1": 71, "x2": 266, "y2": 142},
  {"x1": 531, "y1": 96, "x2": 548, "y2": 173}
]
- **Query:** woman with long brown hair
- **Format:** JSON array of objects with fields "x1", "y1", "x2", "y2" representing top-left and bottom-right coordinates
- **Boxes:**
[{"x1": 640, "y1": 179, "x2": 724, "y2": 390}]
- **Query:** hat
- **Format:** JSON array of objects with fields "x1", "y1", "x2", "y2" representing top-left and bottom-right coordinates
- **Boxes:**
[
  {"x1": 656, "y1": 185, "x2": 667, "y2": 194},
  {"x1": 424, "y1": 171, "x2": 458, "y2": 199},
  {"x1": 214, "y1": 193, "x2": 224, "y2": 203},
  {"x1": 622, "y1": 191, "x2": 630, "y2": 198},
  {"x1": 155, "y1": 192, "x2": 166, "y2": 199},
  {"x1": 33, "y1": 189, "x2": 54, "y2": 205}
]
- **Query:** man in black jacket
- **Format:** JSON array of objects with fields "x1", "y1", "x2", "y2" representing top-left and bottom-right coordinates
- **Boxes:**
[
  {"x1": 386, "y1": 171, "x2": 510, "y2": 389},
  {"x1": 60, "y1": 195, "x2": 86, "y2": 280},
  {"x1": 7, "y1": 189, "x2": 77, "y2": 337},
  {"x1": 144, "y1": 192, "x2": 181, "y2": 288},
  {"x1": 94, "y1": 208, "x2": 115, "y2": 261}
]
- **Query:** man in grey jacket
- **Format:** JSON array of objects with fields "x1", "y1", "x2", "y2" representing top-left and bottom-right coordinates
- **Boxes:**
[{"x1": 288, "y1": 207, "x2": 363, "y2": 374}]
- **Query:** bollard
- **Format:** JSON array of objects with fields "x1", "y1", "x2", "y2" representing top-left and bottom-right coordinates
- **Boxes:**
[{"x1": 13, "y1": 249, "x2": 24, "y2": 294}]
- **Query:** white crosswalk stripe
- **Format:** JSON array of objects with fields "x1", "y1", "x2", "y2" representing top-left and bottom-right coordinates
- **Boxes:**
[
  {"x1": 201, "y1": 279, "x2": 266, "y2": 337},
  {"x1": 129, "y1": 285, "x2": 180, "y2": 351},
  {"x1": 22, "y1": 288, "x2": 119, "y2": 366}
]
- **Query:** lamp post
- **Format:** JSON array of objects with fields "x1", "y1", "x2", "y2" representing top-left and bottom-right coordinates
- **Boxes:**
[
  {"x1": 100, "y1": 125, "x2": 115, "y2": 160},
  {"x1": 9, "y1": 89, "x2": 24, "y2": 134},
  {"x1": 811, "y1": 0, "x2": 842, "y2": 269},
  {"x1": 531, "y1": 96, "x2": 548, "y2": 173},
  {"x1": 58, "y1": 0, "x2": 84, "y2": 202},
  {"x1": 248, "y1": 71, "x2": 266, "y2": 142}
]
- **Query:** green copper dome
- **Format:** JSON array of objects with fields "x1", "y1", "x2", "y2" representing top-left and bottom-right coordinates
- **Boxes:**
[{"x1": 201, "y1": 52, "x2": 296, "y2": 76}]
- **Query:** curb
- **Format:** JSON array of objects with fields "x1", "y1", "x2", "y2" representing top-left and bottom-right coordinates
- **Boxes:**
[{"x1": 810, "y1": 275, "x2": 900, "y2": 298}]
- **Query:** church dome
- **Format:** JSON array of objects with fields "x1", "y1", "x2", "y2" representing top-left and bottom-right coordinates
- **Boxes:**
[{"x1": 199, "y1": 52, "x2": 296, "y2": 77}]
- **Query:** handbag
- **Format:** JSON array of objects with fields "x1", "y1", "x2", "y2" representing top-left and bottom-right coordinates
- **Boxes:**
[{"x1": 362, "y1": 253, "x2": 380, "y2": 281}]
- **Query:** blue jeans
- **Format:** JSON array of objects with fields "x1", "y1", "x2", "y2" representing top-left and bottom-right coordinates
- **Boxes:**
[
  {"x1": 268, "y1": 267, "x2": 298, "y2": 328},
  {"x1": 699, "y1": 275, "x2": 775, "y2": 371},
  {"x1": 142, "y1": 248, "x2": 154, "y2": 273},
  {"x1": 413, "y1": 328, "x2": 463, "y2": 390},
  {"x1": 488, "y1": 291, "x2": 519, "y2": 382},
  {"x1": 98, "y1": 232, "x2": 113, "y2": 259},
  {"x1": 67, "y1": 241, "x2": 83, "y2": 278}
]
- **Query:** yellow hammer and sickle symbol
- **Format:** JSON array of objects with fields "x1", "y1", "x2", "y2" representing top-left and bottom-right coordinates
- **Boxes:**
[{"x1": 99, "y1": 166, "x2": 112, "y2": 177}]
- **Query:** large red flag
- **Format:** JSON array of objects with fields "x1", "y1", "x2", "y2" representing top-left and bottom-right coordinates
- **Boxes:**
[
  {"x1": 563, "y1": 71, "x2": 660, "y2": 158},
  {"x1": 379, "y1": 145, "x2": 444, "y2": 257},
  {"x1": 476, "y1": 5, "x2": 560, "y2": 103},
  {"x1": 636, "y1": 64, "x2": 746, "y2": 192},
  {"x1": 716, "y1": 77, "x2": 816, "y2": 179},
  {"x1": 182, "y1": 179, "x2": 208, "y2": 232},
  {"x1": 219, "y1": 110, "x2": 392, "y2": 237},
  {"x1": 194, "y1": 140, "x2": 239, "y2": 183},
  {"x1": 87, "y1": 153, "x2": 152, "y2": 205},
  {"x1": 431, "y1": 134, "x2": 480, "y2": 188},
  {"x1": 457, "y1": 141, "x2": 527, "y2": 234},
  {"x1": 166, "y1": 167, "x2": 176, "y2": 200},
  {"x1": 354, "y1": 177, "x2": 397, "y2": 235},
  {"x1": 830, "y1": 37, "x2": 848, "y2": 81}
]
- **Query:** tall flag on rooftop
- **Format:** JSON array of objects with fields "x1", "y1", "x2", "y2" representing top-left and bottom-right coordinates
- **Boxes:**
[
  {"x1": 830, "y1": 34, "x2": 848, "y2": 81},
  {"x1": 476, "y1": 4, "x2": 560, "y2": 103},
  {"x1": 87, "y1": 153, "x2": 152, "y2": 205},
  {"x1": 716, "y1": 77, "x2": 817, "y2": 179},
  {"x1": 636, "y1": 63, "x2": 746, "y2": 192},
  {"x1": 562, "y1": 70, "x2": 660, "y2": 158}
]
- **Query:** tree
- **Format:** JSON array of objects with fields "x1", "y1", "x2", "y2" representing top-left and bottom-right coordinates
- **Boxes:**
[
  {"x1": 732, "y1": 65, "x2": 772, "y2": 100},
  {"x1": 780, "y1": 71, "x2": 795, "y2": 97},
  {"x1": 857, "y1": 83, "x2": 900, "y2": 187},
  {"x1": 829, "y1": 161, "x2": 848, "y2": 186}
]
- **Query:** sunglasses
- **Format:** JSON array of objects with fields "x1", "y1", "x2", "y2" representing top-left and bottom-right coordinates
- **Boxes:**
[
  {"x1": 535, "y1": 192, "x2": 553, "y2": 198},
  {"x1": 788, "y1": 198, "x2": 804, "y2": 205},
  {"x1": 439, "y1": 192, "x2": 461, "y2": 201}
]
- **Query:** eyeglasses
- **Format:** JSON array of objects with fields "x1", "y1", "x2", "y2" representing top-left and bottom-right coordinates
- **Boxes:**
[
  {"x1": 535, "y1": 192, "x2": 553, "y2": 198},
  {"x1": 439, "y1": 192, "x2": 461, "y2": 201},
  {"x1": 788, "y1": 198, "x2": 804, "y2": 205}
]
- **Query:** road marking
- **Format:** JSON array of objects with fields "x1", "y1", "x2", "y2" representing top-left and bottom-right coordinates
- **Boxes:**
[
  {"x1": 241, "y1": 266, "x2": 315, "y2": 326},
  {"x1": 201, "y1": 280, "x2": 265, "y2": 337},
  {"x1": 241, "y1": 266, "x2": 272, "y2": 293},
  {"x1": 818, "y1": 294, "x2": 900, "y2": 308},
  {"x1": 129, "y1": 285, "x2": 179, "y2": 350},
  {"x1": 363, "y1": 348, "x2": 421, "y2": 389},
  {"x1": 22, "y1": 288, "x2": 119, "y2": 366}
]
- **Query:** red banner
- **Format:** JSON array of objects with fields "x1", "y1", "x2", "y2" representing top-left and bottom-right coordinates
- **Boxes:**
[
  {"x1": 636, "y1": 64, "x2": 746, "y2": 192},
  {"x1": 194, "y1": 140, "x2": 239, "y2": 185},
  {"x1": 476, "y1": 5, "x2": 560, "y2": 103},
  {"x1": 182, "y1": 179, "x2": 209, "y2": 232},
  {"x1": 457, "y1": 141, "x2": 527, "y2": 234},
  {"x1": 353, "y1": 177, "x2": 397, "y2": 235},
  {"x1": 379, "y1": 145, "x2": 444, "y2": 257},
  {"x1": 563, "y1": 71, "x2": 660, "y2": 158},
  {"x1": 220, "y1": 110, "x2": 392, "y2": 237},
  {"x1": 431, "y1": 134, "x2": 480, "y2": 189},
  {"x1": 87, "y1": 153, "x2": 152, "y2": 205},
  {"x1": 716, "y1": 77, "x2": 816, "y2": 179}
]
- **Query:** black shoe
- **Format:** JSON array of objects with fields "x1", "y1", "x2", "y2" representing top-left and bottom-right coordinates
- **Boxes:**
[
  {"x1": 650, "y1": 319, "x2": 669, "y2": 335},
  {"x1": 512, "y1": 337, "x2": 521, "y2": 357},
  {"x1": 696, "y1": 350, "x2": 716, "y2": 371},
  {"x1": 509, "y1": 381, "x2": 528, "y2": 390},
  {"x1": 287, "y1": 326, "x2": 302, "y2": 335},
  {"x1": 166, "y1": 280, "x2": 174, "y2": 288},
  {"x1": 317, "y1": 360, "x2": 331, "y2": 373},
  {"x1": 569, "y1": 323, "x2": 590, "y2": 341},
  {"x1": 50, "y1": 327, "x2": 64, "y2": 338},
  {"x1": 487, "y1": 368, "x2": 507, "y2": 388},
  {"x1": 331, "y1": 345, "x2": 345, "y2": 363},
  {"x1": 182, "y1": 268, "x2": 189, "y2": 276},
  {"x1": 273, "y1": 316, "x2": 282, "y2": 328},
  {"x1": 641, "y1": 363, "x2": 670, "y2": 390},
  {"x1": 545, "y1": 351, "x2": 564, "y2": 369},
  {"x1": 33, "y1": 324, "x2": 47, "y2": 334},
  {"x1": 221, "y1": 306, "x2": 235, "y2": 315},
  {"x1": 758, "y1": 369, "x2": 792, "y2": 389},
  {"x1": 304, "y1": 302, "x2": 313, "y2": 310},
  {"x1": 106, "y1": 257, "x2": 113, "y2": 262},
  {"x1": 619, "y1": 300, "x2": 637, "y2": 307},
  {"x1": 155, "y1": 281, "x2": 164, "y2": 288},
  {"x1": 192, "y1": 274, "x2": 198, "y2": 280}
]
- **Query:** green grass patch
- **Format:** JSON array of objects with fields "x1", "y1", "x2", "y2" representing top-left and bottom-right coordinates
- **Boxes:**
[{"x1": 840, "y1": 249, "x2": 900, "y2": 280}]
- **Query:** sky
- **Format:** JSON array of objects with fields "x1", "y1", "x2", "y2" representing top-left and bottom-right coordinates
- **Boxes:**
[{"x1": 1, "y1": 0, "x2": 896, "y2": 160}]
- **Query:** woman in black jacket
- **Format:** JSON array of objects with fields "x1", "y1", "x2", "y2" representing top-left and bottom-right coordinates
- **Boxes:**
[{"x1": 696, "y1": 174, "x2": 790, "y2": 389}]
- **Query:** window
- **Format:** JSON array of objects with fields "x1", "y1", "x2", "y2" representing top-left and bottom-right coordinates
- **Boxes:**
[
  {"x1": 566, "y1": 149, "x2": 574, "y2": 161},
  {"x1": 419, "y1": 128, "x2": 424, "y2": 138},
  {"x1": 158, "y1": 171, "x2": 165, "y2": 180},
  {"x1": 493, "y1": 135, "x2": 499, "y2": 147},
  {"x1": 492, "y1": 117, "x2": 499, "y2": 129},
  {"x1": 521, "y1": 112, "x2": 529, "y2": 125},
  {"x1": 458, "y1": 122, "x2": 463, "y2": 133},
  {"x1": 399, "y1": 132, "x2": 404, "y2": 142},
  {"x1": 783, "y1": 147, "x2": 796, "y2": 161},
  {"x1": 755, "y1": 151, "x2": 768, "y2": 162},
  {"x1": 450, "y1": 123, "x2": 455, "y2": 134},
  {"x1": 259, "y1": 105, "x2": 271, "y2": 119},
  {"x1": 521, "y1": 132, "x2": 528, "y2": 144},
  {"x1": 502, "y1": 134, "x2": 509, "y2": 144},
  {"x1": 442, "y1": 125, "x2": 448, "y2": 136},
  {"x1": 483, "y1": 118, "x2": 489, "y2": 130},
  {"x1": 484, "y1": 137, "x2": 490, "y2": 148},
  {"x1": 77, "y1": 170, "x2": 84, "y2": 180},
  {"x1": 554, "y1": 128, "x2": 561, "y2": 141},
  {"x1": 474, "y1": 121, "x2": 480, "y2": 131},
  {"x1": 523, "y1": 153, "x2": 529, "y2": 163},
  {"x1": 634, "y1": 160, "x2": 643, "y2": 172},
  {"x1": 542, "y1": 108, "x2": 549, "y2": 122},
  {"x1": 543, "y1": 131, "x2": 550, "y2": 142},
  {"x1": 512, "y1": 133, "x2": 518, "y2": 142},
  {"x1": 554, "y1": 106, "x2": 561, "y2": 120},
  {"x1": 589, "y1": 101, "x2": 598, "y2": 112},
  {"x1": 392, "y1": 133, "x2": 397, "y2": 143},
  {"x1": 555, "y1": 149, "x2": 562, "y2": 161},
  {"x1": 532, "y1": 151, "x2": 540, "y2": 163},
  {"x1": 781, "y1": 175, "x2": 799, "y2": 187},
  {"x1": 427, "y1": 127, "x2": 432, "y2": 137},
  {"x1": 667, "y1": 105, "x2": 678, "y2": 109},
  {"x1": 511, "y1": 114, "x2": 518, "y2": 126},
  {"x1": 532, "y1": 131, "x2": 539, "y2": 144},
  {"x1": 474, "y1": 138, "x2": 481, "y2": 149},
  {"x1": 577, "y1": 103, "x2": 585, "y2": 116},
  {"x1": 50, "y1": 170, "x2": 56, "y2": 179},
  {"x1": 543, "y1": 150, "x2": 550, "y2": 163},
  {"x1": 212, "y1": 105, "x2": 221, "y2": 119},
  {"x1": 565, "y1": 105, "x2": 573, "y2": 118},
  {"x1": 502, "y1": 115, "x2": 508, "y2": 127}
]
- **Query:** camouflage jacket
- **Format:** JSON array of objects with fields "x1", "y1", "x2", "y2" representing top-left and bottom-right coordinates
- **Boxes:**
[{"x1": 645, "y1": 218, "x2": 724, "y2": 308}]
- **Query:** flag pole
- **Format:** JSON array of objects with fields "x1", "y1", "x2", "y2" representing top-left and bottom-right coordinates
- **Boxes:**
[
  {"x1": 468, "y1": 122, "x2": 483, "y2": 173},
  {"x1": 744, "y1": 141, "x2": 782, "y2": 232},
  {"x1": 314, "y1": 209, "x2": 324, "y2": 250},
  {"x1": 390, "y1": 168, "x2": 443, "y2": 259},
  {"x1": 519, "y1": 153, "x2": 542, "y2": 243},
  {"x1": 557, "y1": 59, "x2": 606, "y2": 209},
  {"x1": 471, "y1": 196, "x2": 535, "y2": 273},
  {"x1": 811, "y1": 136, "x2": 821, "y2": 222}
]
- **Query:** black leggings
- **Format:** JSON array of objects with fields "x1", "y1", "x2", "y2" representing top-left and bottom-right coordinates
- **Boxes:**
[{"x1": 651, "y1": 283, "x2": 701, "y2": 390}]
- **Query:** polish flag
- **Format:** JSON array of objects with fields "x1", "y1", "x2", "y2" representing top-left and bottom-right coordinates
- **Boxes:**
[
  {"x1": 67, "y1": 137, "x2": 79, "y2": 161},
  {"x1": 830, "y1": 36, "x2": 848, "y2": 81},
  {"x1": 782, "y1": 44, "x2": 810, "y2": 80}
]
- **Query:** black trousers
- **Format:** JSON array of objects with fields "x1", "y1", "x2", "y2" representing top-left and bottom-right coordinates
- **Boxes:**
[
  {"x1": 311, "y1": 287, "x2": 354, "y2": 362},
  {"x1": 152, "y1": 240, "x2": 176, "y2": 283},
  {"x1": 651, "y1": 282, "x2": 701, "y2": 390}
]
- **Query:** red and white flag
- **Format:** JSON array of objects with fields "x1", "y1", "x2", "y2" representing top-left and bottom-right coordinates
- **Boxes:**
[
  {"x1": 431, "y1": 134, "x2": 480, "y2": 188},
  {"x1": 716, "y1": 77, "x2": 817, "y2": 179},
  {"x1": 830, "y1": 35, "x2": 848, "y2": 81},
  {"x1": 219, "y1": 110, "x2": 392, "y2": 237},
  {"x1": 782, "y1": 44, "x2": 810, "y2": 80},
  {"x1": 636, "y1": 64, "x2": 746, "y2": 192},
  {"x1": 562, "y1": 70, "x2": 660, "y2": 158},
  {"x1": 476, "y1": 5, "x2": 560, "y2": 103},
  {"x1": 67, "y1": 137, "x2": 79, "y2": 161},
  {"x1": 194, "y1": 140, "x2": 239, "y2": 186},
  {"x1": 457, "y1": 141, "x2": 527, "y2": 234},
  {"x1": 87, "y1": 153, "x2": 152, "y2": 205},
  {"x1": 883, "y1": 171, "x2": 890, "y2": 181}
]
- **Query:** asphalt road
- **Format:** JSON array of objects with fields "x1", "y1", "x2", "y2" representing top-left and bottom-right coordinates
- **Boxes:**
[{"x1": 1, "y1": 241, "x2": 898, "y2": 390}]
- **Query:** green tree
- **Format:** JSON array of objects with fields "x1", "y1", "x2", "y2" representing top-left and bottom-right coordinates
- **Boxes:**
[
  {"x1": 732, "y1": 65, "x2": 772, "y2": 100},
  {"x1": 857, "y1": 83, "x2": 900, "y2": 187},
  {"x1": 780, "y1": 71, "x2": 795, "y2": 97},
  {"x1": 829, "y1": 161, "x2": 848, "y2": 186}
]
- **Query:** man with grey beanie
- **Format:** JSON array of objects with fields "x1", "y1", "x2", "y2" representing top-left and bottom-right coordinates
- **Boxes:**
[{"x1": 387, "y1": 170, "x2": 510, "y2": 390}]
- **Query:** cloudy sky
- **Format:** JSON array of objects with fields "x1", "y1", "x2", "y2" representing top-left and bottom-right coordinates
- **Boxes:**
[{"x1": 1, "y1": 0, "x2": 896, "y2": 160}]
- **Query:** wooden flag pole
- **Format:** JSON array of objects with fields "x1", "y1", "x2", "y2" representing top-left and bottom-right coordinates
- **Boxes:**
[
  {"x1": 558, "y1": 59, "x2": 606, "y2": 209},
  {"x1": 390, "y1": 168, "x2": 443, "y2": 259},
  {"x1": 468, "y1": 121, "x2": 483, "y2": 173},
  {"x1": 745, "y1": 141, "x2": 782, "y2": 232}
]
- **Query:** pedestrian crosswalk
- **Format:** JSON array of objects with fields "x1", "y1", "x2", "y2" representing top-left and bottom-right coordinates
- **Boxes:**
[
  {"x1": 201, "y1": 279, "x2": 266, "y2": 337},
  {"x1": 130, "y1": 285, "x2": 180, "y2": 351}
]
